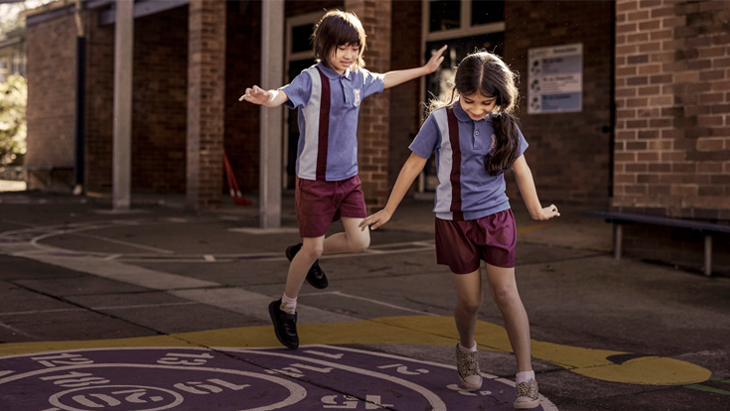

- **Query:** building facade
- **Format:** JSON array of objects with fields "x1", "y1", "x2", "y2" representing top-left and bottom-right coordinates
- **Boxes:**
[{"x1": 22, "y1": 0, "x2": 730, "y2": 275}]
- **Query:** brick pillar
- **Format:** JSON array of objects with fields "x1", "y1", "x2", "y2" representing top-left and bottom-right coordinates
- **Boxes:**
[
  {"x1": 345, "y1": 0, "x2": 392, "y2": 209},
  {"x1": 614, "y1": 0, "x2": 730, "y2": 219},
  {"x1": 187, "y1": 0, "x2": 226, "y2": 210}
]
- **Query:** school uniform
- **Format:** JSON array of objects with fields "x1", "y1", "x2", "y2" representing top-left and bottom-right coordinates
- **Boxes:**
[
  {"x1": 282, "y1": 62, "x2": 385, "y2": 237},
  {"x1": 409, "y1": 100, "x2": 529, "y2": 273}
]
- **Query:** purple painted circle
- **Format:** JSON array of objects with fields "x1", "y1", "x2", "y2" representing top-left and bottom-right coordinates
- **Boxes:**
[
  {"x1": 0, "y1": 345, "x2": 558, "y2": 411},
  {"x1": 49, "y1": 385, "x2": 184, "y2": 411}
]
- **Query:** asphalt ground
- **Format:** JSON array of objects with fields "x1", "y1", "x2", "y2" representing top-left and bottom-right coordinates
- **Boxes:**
[{"x1": 0, "y1": 189, "x2": 729, "y2": 411}]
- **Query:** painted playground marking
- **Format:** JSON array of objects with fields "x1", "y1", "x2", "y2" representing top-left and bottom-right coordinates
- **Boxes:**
[
  {"x1": 0, "y1": 218, "x2": 437, "y2": 263},
  {"x1": 0, "y1": 345, "x2": 558, "y2": 411}
]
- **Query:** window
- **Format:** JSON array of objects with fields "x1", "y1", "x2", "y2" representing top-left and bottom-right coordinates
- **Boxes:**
[
  {"x1": 429, "y1": 0, "x2": 461, "y2": 32},
  {"x1": 472, "y1": 0, "x2": 504, "y2": 26},
  {"x1": 291, "y1": 23, "x2": 313, "y2": 54}
]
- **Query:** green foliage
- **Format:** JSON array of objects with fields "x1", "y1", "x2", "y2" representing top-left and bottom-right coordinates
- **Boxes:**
[
  {"x1": 0, "y1": 74, "x2": 27, "y2": 165},
  {"x1": 0, "y1": 1, "x2": 55, "y2": 38}
]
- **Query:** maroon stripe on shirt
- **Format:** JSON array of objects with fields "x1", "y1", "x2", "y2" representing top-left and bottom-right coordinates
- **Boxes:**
[
  {"x1": 316, "y1": 67, "x2": 331, "y2": 181},
  {"x1": 446, "y1": 108, "x2": 463, "y2": 221}
]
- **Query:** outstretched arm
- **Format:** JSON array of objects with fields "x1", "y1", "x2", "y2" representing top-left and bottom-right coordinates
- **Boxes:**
[
  {"x1": 359, "y1": 152, "x2": 429, "y2": 230},
  {"x1": 513, "y1": 155, "x2": 560, "y2": 221},
  {"x1": 238, "y1": 85, "x2": 289, "y2": 108},
  {"x1": 382, "y1": 45, "x2": 447, "y2": 89}
]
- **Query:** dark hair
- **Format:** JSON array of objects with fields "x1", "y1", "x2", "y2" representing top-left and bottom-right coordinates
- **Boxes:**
[
  {"x1": 312, "y1": 10, "x2": 367, "y2": 70},
  {"x1": 427, "y1": 52, "x2": 521, "y2": 175}
]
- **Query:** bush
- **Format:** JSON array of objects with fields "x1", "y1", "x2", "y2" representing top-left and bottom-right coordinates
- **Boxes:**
[{"x1": 0, "y1": 74, "x2": 26, "y2": 165}]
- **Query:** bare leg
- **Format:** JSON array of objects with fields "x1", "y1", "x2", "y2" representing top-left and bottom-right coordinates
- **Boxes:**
[
  {"x1": 452, "y1": 268, "x2": 483, "y2": 348},
  {"x1": 322, "y1": 217, "x2": 371, "y2": 255},
  {"x1": 485, "y1": 263, "x2": 532, "y2": 372},
  {"x1": 284, "y1": 235, "x2": 324, "y2": 298}
]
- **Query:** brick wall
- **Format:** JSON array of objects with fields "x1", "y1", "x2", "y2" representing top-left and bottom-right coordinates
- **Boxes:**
[
  {"x1": 388, "y1": 0, "x2": 422, "y2": 189},
  {"x1": 84, "y1": 6, "x2": 188, "y2": 195},
  {"x1": 132, "y1": 6, "x2": 188, "y2": 193},
  {"x1": 614, "y1": 0, "x2": 730, "y2": 220},
  {"x1": 614, "y1": 0, "x2": 730, "y2": 276},
  {"x1": 346, "y1": 0, "x2": 392, "y2": 209},
  {"x1": 504, "y1": 1, "x2": 615, "y2": 204},
  {"x1": 25, "y1": 13, "x2": 77, "y2": 191},
  {"x1": 187, "y1": 0, "x2": 226, "y2": 209},
  {"x1": 224, "y1": 0, "x2": 261, "y2": 194},
  {"x1": 84, "y1": 10, "x2": 114, "y2": 193}
]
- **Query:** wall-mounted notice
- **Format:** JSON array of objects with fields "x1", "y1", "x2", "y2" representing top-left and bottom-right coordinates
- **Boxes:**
[{"x1": 527, "y1": 43, "x2": 582, "y2": 114}]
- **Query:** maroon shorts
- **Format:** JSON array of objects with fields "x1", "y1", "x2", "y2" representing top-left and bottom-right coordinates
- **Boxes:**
[
  {"x1": 435, "y1": 209, "x2": 517, "y2": 274},
  {"x1": 295, "y1": 175, "x2": 367, "y2": 238}
]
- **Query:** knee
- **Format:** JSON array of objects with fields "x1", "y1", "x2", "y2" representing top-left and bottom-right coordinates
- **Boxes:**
[
  {"x1": 301, "y1": 243, "x2": 324, "y2": 260},
  {"x1": 350, "y1": 235, "x2": 370, "y2": 253},
  {"x1": 491, "y1": 286, "x2": 518, "y2": 310},
  {"x1": 348, "y1": 230, "x2": 370, "y2": 253},
  {"x1": 458, "y1": 297, "x2": 483, "y2": 315}
]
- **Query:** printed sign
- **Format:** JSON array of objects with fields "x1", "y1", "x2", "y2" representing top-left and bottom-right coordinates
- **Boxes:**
[{"x1": 528, "y1": 43, "x2": 583, "y2": 114}]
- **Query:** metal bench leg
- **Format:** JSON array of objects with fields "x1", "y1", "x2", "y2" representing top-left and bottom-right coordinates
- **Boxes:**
[
  {"x1": 704, "y1": 235, "x2": 712, "y2": 277},
  {"x1": 614, "y1": 224, "x2": 622, "y2": 260}
]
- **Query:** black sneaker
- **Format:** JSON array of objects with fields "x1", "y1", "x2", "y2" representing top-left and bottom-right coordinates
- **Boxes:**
[
  {"x1": 286, "y1": 243, "x2": 329, "y2": 289},
  {"x1": 268, "y1": 299, "x2": 299, "y2": 349}
]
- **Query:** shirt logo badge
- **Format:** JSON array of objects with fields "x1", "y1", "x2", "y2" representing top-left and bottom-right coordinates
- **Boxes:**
[{"x1": 353, "y1": 89, "x2": 361, "y2": 107}]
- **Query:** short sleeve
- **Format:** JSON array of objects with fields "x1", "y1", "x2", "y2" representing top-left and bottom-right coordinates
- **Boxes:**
[
  {"x1": 516, "y1": 125, "x2": 529, "y2": 158},
  {"x1": 359, "y1": 69, "x2": 385, "y2": 99},
  {"x1": 409, "y1": 113, "x2": 441, "y2": 159},
  {"x1": 281, "y1": 71, "x2": 312, "y2": 109}
]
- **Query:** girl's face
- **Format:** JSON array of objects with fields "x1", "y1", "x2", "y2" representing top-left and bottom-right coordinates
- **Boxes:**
[
  {"x1": 459, "y1": 93, "x2": 497, "y2": 120},
  {"x1": 327, "y1": 43, "x2": 360, "y2": 74}
]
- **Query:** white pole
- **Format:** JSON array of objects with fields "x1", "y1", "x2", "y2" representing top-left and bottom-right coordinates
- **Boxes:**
[
  {"x1": 113, "y1": 0, "x2": 134, "y2": 210},
  {"x1": 260, "y1": 0, "x2": 284, "y2": 229}
]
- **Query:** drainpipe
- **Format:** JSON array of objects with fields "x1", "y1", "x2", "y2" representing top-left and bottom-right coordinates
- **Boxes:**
[{"x1": 73, "y1": 0, "x2": 85, "y2": 195}]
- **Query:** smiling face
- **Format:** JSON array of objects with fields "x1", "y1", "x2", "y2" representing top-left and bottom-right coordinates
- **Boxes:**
[
  {"x1": 458, "y1": 93, "x2": 497, "y2": 120},
  {"x1": 327, "y1": 43, "x2": 361, "y2": 74}
]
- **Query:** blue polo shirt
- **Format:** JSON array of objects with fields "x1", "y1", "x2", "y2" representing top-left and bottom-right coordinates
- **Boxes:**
[
  {"x1": 409, "y1": 100, "x2": 529, "y2": 221},
  {"x1": 281, "y1": 62, "x2": 385, "y2": 181}
]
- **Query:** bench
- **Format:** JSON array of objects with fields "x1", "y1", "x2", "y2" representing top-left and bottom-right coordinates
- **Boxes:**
[{"x1": 584, "y1": 211, "x2": 730, "y2": 276}]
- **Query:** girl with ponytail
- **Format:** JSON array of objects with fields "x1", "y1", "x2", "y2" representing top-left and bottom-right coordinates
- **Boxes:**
[{"x1": 361, "y1": 51, "x2": 559, "y2": 409}]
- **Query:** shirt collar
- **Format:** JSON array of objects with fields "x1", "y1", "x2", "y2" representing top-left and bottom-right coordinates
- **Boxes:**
[
  {"x1": 317, "y1": 62, "x2": 351, "y2": 81},
  {"x1": 452, "y1": 98, "x2": 493, "y2": 123}
]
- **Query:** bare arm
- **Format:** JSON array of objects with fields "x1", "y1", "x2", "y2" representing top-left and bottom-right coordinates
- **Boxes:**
[
  {"x1": 359, "y1": 152, "x2": 429, "y2": 230},
  {"x1": 238, "y1": 85, "x2": 289, "y2": 108},
  {"x1": 512, "y1": 154, "x2": 560, "y2": 221},
  {"x1": 382, "y1": 45, "x2": 447, "y2": 89}
]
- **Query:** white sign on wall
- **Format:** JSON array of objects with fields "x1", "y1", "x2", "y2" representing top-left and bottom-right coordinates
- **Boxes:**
[{"x1": 527, "y1": 43, "x2": 583, "y2": 114}]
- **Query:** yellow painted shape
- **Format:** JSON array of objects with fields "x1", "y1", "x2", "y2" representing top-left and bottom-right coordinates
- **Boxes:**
[
  {"x1": 370, "y1": 316, "x2": 711, "y2": 385},
  {"x1": 0, "y1": 316, "x2": 710, "y2": 386},
  {"x1": 0, "y1": 335, "x2": 194, "y2": 357}
]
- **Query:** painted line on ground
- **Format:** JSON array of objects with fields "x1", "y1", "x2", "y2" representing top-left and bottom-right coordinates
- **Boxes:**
[
  {"x1": 71, "y1": 232, "x2": 176, "y2": 254},
  {"x1": 169, "y1": 288, "x2": 356, "y2": 324},
  {"x1": 299, "y1": 291, "x2": 438, "y2": 317}
]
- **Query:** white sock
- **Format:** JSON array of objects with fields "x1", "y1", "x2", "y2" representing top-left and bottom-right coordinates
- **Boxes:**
[
  {"x1": 458, "y1": 342, "x2": 477, "y2": 353},
  {"x1": 516, "y1": 370, "x2": 535, "y2": 384},
  {"x1": 280, "y1": 293, "x2": 297, "y2": 314}
]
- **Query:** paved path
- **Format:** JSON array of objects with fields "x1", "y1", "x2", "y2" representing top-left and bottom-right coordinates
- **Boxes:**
[{"x1": 1, "y1": 190, "x2": 729, "y2": 411}]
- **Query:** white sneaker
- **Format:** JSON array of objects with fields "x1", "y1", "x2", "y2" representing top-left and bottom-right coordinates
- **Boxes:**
[
  {"x1": 455, "y1": 344, "x2": 482, "y2": 391},
  {"x1": 514, "y1": 378, "x2": 539, "y2": 409}
]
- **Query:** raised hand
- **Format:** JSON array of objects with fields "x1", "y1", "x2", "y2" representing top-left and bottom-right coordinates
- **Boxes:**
[
  {"x1": 238, "y1": 85, "x2": 270, "y2": 105},
  {"x1": 424, "y1": 45, "x2": 447, "y2": 74}
]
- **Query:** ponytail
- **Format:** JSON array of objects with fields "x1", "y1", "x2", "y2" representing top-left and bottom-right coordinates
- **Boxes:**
[{"x1": 487, "y1": 112, "x2": 521, "y2": 175}]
